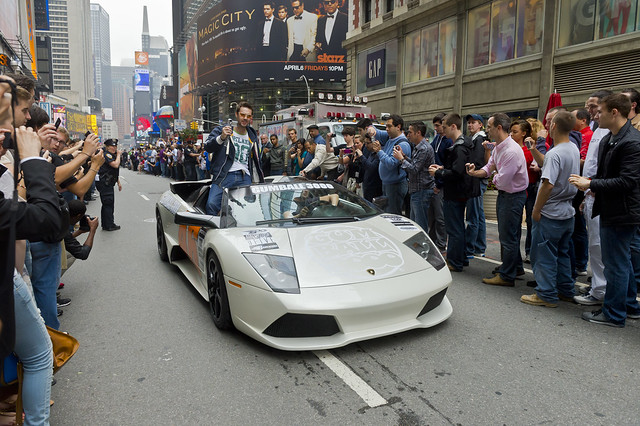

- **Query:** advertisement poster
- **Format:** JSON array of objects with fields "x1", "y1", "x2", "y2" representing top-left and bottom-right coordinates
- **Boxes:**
[
  {"x1": 421, "y1": 25, "x2": 439, "y2": 79},
  {"x1": 490, "y1": 0, "x2": 516, "y2": 63},
  {"x1": 467, "y1": 4, "x2": 491, "y2": 68},
  {"x1": 196, "y1": 0, "x2": 348, "y2": 84},
  {"x1": 178, "y1": 36, "x2": 197, "y2": 122},
  {"x1": 598, "y1": 0, "x2": 636, "y2": 38},
  {"x1": 0, "y1": 0, "x2": 19, "y2": 38},
  {"x1": 134, "y1": 69, "x2": 150, "y2": 92},
  {"x1": 438, "y1": 18, "x2": 456, "y2": 75},
  {"x1": 135, "y1": 51, "x2": 149, "y2": 66},
  {"x1": 516, "y1": 0, "x2": 544, "y2": 57},
  {"x1": 404, "y1": 31, "x2": 421, "y2": 84},
  {"x1": 39, "y1": 102, "x2": 51, "y2": 122}
]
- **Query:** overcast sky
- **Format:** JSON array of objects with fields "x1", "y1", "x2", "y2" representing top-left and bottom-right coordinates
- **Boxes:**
[{"x1": 97, "y1": 1, "x2": 174, "y2": 66}]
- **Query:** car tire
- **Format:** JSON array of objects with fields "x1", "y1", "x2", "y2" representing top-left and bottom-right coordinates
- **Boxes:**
[
  {"x1": 156, "y1": 210, "x2": 169, "y2": 262},
  {"x1": 207, "y1": 251, "x2": 233, "y2": 330}
]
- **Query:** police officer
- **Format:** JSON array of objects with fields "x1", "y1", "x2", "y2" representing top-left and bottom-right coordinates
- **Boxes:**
[{"x1": 97, "y1": 138, "x2": 122, "y2": 231}]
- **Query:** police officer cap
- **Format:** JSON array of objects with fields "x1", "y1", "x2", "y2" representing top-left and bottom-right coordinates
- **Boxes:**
[
  {"x1": 465, "y1": 114, "x2": 484, "y2": 123},
  {"x1": 307, "y1": 124, "x2": 319, "y2": 130},
  {"x1": 104, "y1": 138, "x2": 118, "y2": 146}
]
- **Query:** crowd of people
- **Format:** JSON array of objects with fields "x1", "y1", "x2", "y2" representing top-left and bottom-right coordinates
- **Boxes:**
[
  {"x1": 0, "y1": 73, "x2": 120, "y2": 425},
  {"x1": 125, "y1": 139, "x2": 212, "y2": 182}
]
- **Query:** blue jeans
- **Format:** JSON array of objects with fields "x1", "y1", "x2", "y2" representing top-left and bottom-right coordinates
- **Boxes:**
[
  {"x1": 465, "y1": 180, "x2": 487, "y2": 255},
  {"x1": 14, "y1": 270, "x2": 53, "y2": 425},
  {"x1": 206, "y1": 170, "x2": 252, "y2": 215},
  {"x1": 382, "y1": 180, "x2": 408, "y2": 215},
  {"x1": 496, "y1": 190, "x2": 526, "y2": 281},
  {"x1": 531, "y1": 216, "x2": 575, "y2": 303},
  {"x1": 600, "y1": 225, "x2": 640, "y2": 325},
  {"x1": 410, "y1": 188, "x2": 433, "y2": 234},
  {"x1": 443, "y1": 199, "x2": 467, "y2": 270},
  {"x1": 29, "y1": 241, "x2": 62, "y2": 330}
]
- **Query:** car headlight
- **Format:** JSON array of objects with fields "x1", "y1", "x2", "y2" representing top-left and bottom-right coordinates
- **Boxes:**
[
  {"x1": 404, "y1": 233, "x2": 446, "y2": 271},
  {"x1": 243, "y1": 253, "x2": 300, "y2": 294}
]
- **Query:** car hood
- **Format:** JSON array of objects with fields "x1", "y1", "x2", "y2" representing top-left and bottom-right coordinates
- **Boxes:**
[{"x1": 287, "y1": 215, "x2": 430, "y2": 288}]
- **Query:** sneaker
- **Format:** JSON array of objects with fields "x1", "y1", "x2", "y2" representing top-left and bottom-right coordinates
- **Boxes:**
[
  {"x1": 577, "y1": 285, "x2": 591, "y2": 295},
  {"x1": 574, "y1": 294, "x2": 603, "y2": 306},
  {"x1": 524, "y1": 254, "x2": 530, "y2": 263},
  {"x1": 104, "y1": 225, "x2": 121, "y2": 231},
  {"x1": 582, "y1": 309, "x2": 623, "y2": 327},
  {"x1": 467, "y1": 255, "x2": 475, "y2": 260},
  {"x1": 576, "y1": 270, "x2": 588, "y2": 276},
  {"x1": 520, "y1": 293, "x2": 558, "y2": 308},
  {"x1": 58, "y1": 283, "x2": 65, "y2": 290},
  {"x1": 482, "y1": 275, "x2": 515, "y2": 287},
  {"x1": 57, "y1": 296, "x2": 71, "y2": 308},
  {"x1": 627, "y1": 311, "x2": 640, "y2": 320},
  {"x1": 57, "y1": 308, "x2": 63, "y2": 317},
  {"x1": 474, "y1": 253, "x2": 486, "y2": 257}
]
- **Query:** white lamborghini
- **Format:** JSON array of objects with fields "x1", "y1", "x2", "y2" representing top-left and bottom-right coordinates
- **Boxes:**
[{"x1": 155, "y1": 177, "x2": 452, "y2": 350}]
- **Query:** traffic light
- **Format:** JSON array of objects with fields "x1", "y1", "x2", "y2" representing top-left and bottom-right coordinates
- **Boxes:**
[{"x1": 190, "y1": 121, "x2": 198, "y2": 130}]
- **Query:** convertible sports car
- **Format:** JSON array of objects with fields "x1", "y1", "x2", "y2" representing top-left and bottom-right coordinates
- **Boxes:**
[{"x1": 155, "y1": 177, "x2": 452, "y2": 350}]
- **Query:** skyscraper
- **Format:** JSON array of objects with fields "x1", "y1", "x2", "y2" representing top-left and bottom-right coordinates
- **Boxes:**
[
  {"x1": 36, "y1": 0, "x2": 94, "y2": 106},
  {"x1": 90, "y1": 3, "x2": 112, "y2": 108}
]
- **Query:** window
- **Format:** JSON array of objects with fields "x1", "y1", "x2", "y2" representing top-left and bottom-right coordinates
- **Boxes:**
[
  {"x1": 386, "y1": 0, "x2": 394, "y2": 13},
  {"x1": 363, "y1": 0, "x2": 372, "y2": 23},
  {"x1": 558, "y1": 0, "x2": 639, "y2": 48},
  {"x1": 357, "y1": 40, "x2": 398, "y2": 93},
  {"x1": 403, "y1": 17, "x2": 456, "y2": 83},
  {"x1": 467, "y1": 0, "x2": 544, "y2": 68}
]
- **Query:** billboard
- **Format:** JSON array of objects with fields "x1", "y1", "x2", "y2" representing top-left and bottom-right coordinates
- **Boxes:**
[
  {"x1": 135, "y1": 51, "x2": 149, "y2": 66},
  {"x1": 52, "y1": 105, "x2": 67, "y2": 129},
  {"x1": 134, "y1": 69, "x2": 150, "y2": 92},
  {"x1": 0, "y1": 0, "x2": 19, "y2": 38},
  {"x1": 196, "y1": 0, "x2": 348, "y2": 84},
  {"x1": 34, "y1": 0, "x2": 50, "y2": 31},
  {"x1": 178, "y1": 35, "x2": 197, "y2": 122}
]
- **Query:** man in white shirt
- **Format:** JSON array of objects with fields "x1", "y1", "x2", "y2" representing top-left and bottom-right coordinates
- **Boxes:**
[{"x1": 287, "y1": 0, "x2": 317, "y2": 61}]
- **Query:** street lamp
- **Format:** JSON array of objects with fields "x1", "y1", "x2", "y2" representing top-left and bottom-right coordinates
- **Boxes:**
[{"x1": 297, "y1": 75, "x2": 310, "y2": 104}]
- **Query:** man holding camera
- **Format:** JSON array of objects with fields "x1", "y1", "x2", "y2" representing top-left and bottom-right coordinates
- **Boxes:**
[{"x1": 97, "y1": 139, "x2": 122, "y2": 231}]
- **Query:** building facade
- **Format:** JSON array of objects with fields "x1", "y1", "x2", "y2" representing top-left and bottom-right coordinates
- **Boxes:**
[
  {"x1": 344, "y1": 0, "x2": 640, "y2": 123},
  {"x1": 37, "y1": 0, "x2": 94, "y2": 107},
  {"x1": 90, "y1": 3, "x2": 113, "y2": 108},
  {"x1": 112, "y1": 65, "x2": 135, "y2": 140}
]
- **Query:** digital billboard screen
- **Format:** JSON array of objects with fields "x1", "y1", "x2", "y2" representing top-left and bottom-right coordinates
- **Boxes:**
[
  {"x1": 196, "y1": 0, "x2": 348, "y2": 84},
  {"x1": 134, "y1": 69, "x2": 150, "y2": 92}
]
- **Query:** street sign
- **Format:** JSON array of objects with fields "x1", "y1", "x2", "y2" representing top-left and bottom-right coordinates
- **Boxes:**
[{"x1": 174, "y1": 119, "x2": 187, "y2": 131}]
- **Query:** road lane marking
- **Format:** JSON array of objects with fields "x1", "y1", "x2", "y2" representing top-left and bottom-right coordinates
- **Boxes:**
[
  {"x1": 138, "y1": 192, "x2": 150, "y2": 201},
  {"x1": 313, "y1": 350, "x2": 387, "y2": 408}
]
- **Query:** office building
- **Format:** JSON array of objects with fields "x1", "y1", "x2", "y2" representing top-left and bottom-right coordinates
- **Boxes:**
[{"x1": 91, "y1": 3, "x2": 113, "y2": 108}]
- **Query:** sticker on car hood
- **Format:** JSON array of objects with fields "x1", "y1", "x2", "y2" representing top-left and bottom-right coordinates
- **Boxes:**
[
  {"x1": 244, "y1": 229, "x2": 279, "y2": 251},
  {"x1": 159, "y1": 192, "x2": 182, "y2": 215},
  {"x1": 381, "y1": 214, "x2": 419, "y2": 231}
]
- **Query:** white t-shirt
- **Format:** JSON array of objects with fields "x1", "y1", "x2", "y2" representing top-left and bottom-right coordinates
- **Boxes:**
[{"x1": 228, "y1": 131, "x2": 251, "y2": 174}]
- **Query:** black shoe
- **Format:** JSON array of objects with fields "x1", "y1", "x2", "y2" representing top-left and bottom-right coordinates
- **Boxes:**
[
  {"x1": 104, "y1": 225, "x2": 121, "y2": 231},
  {"x1": 57, "y1": 308, "x2": 63, "y2": 317},
  {"x1": 517, "y1": 268, "x2": 525, "y2": 277},
  {"x1": 526, "y1": 280, "x2": 537, "y2": 288},
  {"x1": 492, "y1": 266, "x2": 525, "y2": 276},
  {"x1": 57, "y1": 296, "x2": 71, "y2": 307}
]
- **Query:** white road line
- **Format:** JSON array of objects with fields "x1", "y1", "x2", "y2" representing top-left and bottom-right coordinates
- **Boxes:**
[
  {"x1": 139, "y1": 193, "x2": 150, "y2": 201},
  {"x1": 474, "y1": 256, "x2": 533, "y2": 274},
  {"x1": 313, "y1": 350, "x2": 387, "y2": 408}
]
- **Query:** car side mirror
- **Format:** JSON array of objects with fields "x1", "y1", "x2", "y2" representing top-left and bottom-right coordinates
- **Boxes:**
[{"x1": 175, "y1": 211, "x2": 220, "y2": 229}]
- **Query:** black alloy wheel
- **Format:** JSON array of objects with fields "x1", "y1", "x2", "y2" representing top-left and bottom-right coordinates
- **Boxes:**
[
  {"x1": 207, "y1": 252, "x2": 233, "y2": 330},
  {"x1": 156, "y1": 210, "x2": 169, "y2": 262}
]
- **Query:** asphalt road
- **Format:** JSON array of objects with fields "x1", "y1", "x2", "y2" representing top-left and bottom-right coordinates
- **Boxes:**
[{"x1": 51, "y1": 169, "x2": 640, "y2": 425}]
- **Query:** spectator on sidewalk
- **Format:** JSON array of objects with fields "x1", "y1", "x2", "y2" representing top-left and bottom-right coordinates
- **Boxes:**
[
  {"x1": 360, "y1": 135, "x2": 383, "y2": 202},
  {"x1": 428, "y1": 113, "x2": 452, "y2": 252},
  {"x1": 263, "y1": 134, "x2": 287, "y2": 175},
  {"x1": 429, "y1": 114, "x2": 479, "y2": 272},
  {"x1": 300, "y1": 125, "x2": 339, "y2": 180},
  {"x1": 621, "y1": 88, "x2": 640, "y2": 131},
  {"x1": 367, "y1": 115, "x2": 411, "y2": 214},
  {"x1": 572, "y1": 108, "x2": 593, "y2": 166},
  {"x1": 467, "y1": 113, "x2": 528, "y2": 286},
  {"x1": 570, "y1": 93, "x2": 640, "y2": 327},
  {"x1": 521, "y1": 111, "x2": 580, "y2": 308},
  {"x1": 464, "y1": 114, "x2": 489, "y2": 258},
  {"x1": 393, "y1": 121, "x2": 434, "y2": 234}
]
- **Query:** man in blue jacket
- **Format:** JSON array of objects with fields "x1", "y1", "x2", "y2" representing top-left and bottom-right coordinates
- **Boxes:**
[
  {"x1": 366, "y1": 114, "x2": 411, "y2": 214},
  {"x1": 204, "y1": 102, "x2": 265, "y2": 215}
]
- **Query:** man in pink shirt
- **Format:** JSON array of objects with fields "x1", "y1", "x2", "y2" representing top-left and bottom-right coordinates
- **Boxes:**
[{"x1": 467, "y1": 113, "x2": 528, "y2": 286}]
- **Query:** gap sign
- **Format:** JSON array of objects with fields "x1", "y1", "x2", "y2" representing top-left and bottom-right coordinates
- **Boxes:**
[{"x1": 366, "y1": 49, "x2": 385, "y2": 87}]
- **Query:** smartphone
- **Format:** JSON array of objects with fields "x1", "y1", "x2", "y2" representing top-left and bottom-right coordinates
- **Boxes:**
[
  {"x1": 524, "y1": 138, "x2": 533, "y2": 149},
  {"x1": 84, "y1": 131, "x2": 91, "y2": 138},
  {"x1": 54, "y1": 118, "x2": 62, "y2": 130},
  {"x1": 79, "y1": 215, "x2": 94, "y2": 231},
  {"x1": 2, "y1": 132, "x2": 13, "y2": 150},
  {"x1": 343, "y1": 148, "x2": 353, "y2": 154}
]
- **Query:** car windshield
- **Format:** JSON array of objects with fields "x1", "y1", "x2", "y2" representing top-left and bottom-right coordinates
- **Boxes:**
[{"x1": 223, "y1": 181, "x2": 380, "y2": 227}]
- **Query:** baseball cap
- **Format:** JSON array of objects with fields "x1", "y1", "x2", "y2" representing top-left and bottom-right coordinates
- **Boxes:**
[
  {"x1": 465, "y1": 114, "x2": 484, "y2": 123},
  {"x1": 104, "y1": 139, "x2": 118, "y2": 146},
  {"x1": 307, "y1": 124, "x2": 319, "y2": 130}
]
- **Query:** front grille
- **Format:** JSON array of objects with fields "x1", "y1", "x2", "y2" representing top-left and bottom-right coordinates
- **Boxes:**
[
  {"x1": 263, "y1": 313, "x2": 340, "y2": 338},
  {"x1": 417, "y1": 288, "x2": 447, "y2": 318}
]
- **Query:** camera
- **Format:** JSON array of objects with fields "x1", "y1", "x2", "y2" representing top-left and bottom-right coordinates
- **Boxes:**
[
  {"x1": 2, "y1": 132, "x2": 13, "y2": 150},
  {"x1": 79, "y1": 215, "x2": 95, "y2": 231},
  {"x1": 343, "y1": 148, "x2": 352, "y2": 154}
]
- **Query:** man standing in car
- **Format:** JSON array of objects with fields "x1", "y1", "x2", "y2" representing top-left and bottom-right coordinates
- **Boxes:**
[{"x1": 205, "y1": 102, "x2": 265, "y2": 215}]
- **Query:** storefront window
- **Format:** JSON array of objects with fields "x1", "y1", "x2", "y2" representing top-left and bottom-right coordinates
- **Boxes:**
[
  {"x1": 558, "y1": 0, "x2": 639, "y2": 48},
  {"x1": 421, "y1": 25, "x2": 439, "y2": 79},
  {"x1": 467, "y1": 4, "x2": 491, "y2": 68},
  {"x1": 598, "y1": 0, "x2": 637, "y2": 38},
  {"x1": 490, "y1": 0, "x2": 516, "y2": 63},
  {"x1": 439, "y1": 18, "x2": 457, "y2": 75},
  {"x1": 357, "y1": 40, "x2": 397, "y2": 94},
  {"x1": 404, "y1": 31, "x2": 421, "y2": 83},
  {"x1": 516, "y1": 0, "x2": 544, "y2": 57}
]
